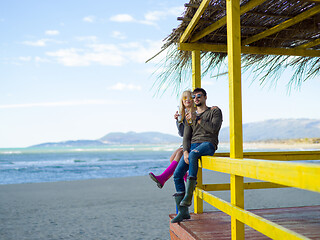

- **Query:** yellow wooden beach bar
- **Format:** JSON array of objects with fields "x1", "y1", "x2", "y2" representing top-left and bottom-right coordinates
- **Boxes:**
[{"x1": 154, "y1": 0, "x2": 320, "y2": 239}]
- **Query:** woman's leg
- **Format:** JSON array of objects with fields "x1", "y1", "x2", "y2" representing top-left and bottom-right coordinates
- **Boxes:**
[
  {"x1": 170, "y1": 147, "x2": 183, "y2": 163},
  {"x1": 170, "y1": 147, "x2": 188, "y2": 182},
  {"x1": 149, "y1": 147, "x2": 183, "y2": 188},
  {"x1": 172, "y1": 147, "x2": 183, "y2": 162}
]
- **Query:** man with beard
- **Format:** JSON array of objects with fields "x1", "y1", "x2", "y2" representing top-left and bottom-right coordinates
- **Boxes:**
[{"x1": 171, "y1": 87, "x2": 223, "y2": 223}]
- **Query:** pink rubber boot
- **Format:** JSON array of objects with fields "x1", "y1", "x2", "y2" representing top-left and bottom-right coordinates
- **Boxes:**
[{"x1": 149, "y1": 160, "x2": 178, "y2": 189}]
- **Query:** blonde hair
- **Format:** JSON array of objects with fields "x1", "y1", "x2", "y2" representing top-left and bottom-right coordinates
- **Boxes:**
[{"x1": 179, "y1": 90, "x2": 196, "y2": 121}]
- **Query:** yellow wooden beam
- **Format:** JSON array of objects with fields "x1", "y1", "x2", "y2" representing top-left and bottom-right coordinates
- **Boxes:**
[
  {"x1": 231, "y1": 175, "x2": 244, "y2": 225},
  {"x1": 190, "y1": 0, "x2": 267, "y2": 42},
  {"x1": 296, "y1": 38, "x2": 320, "y2": 49},
  {"x1": 202, "y1": 182, "x2": 287, "y2": 191},
  {"x1": 214, "y1": 150, "x2": 320, "y2": 160},
  {"x1": 201, "y1": 156, "x2": 320, "y2": 193},
  {"x1": 231, "y1": 174, "x2": 245, "y2": 240},
  {"x1": 195, "y1": 188, "x2": 310, "y2": 240},
  {"x1": 178, "y1": 42, "x2": 227, "y2": 52},
  {"x1": 192, "y1": 50, "x2": 201, "y2": 89},
  {"x1": 227, "y1": 0, "x2": 243, "y2": 160},
  {"x1": 178, "y1": 43, "x2": 320, "y2": 57},
  {"x1": 227, "y1": 0, "x2": 244, "y2": 238},
  {"x1": 194, "y1": 158, "x2": 203, "y2": 213},
  {"x1": 179, "y1": 0, "x2": 211, "y2": 43},
  {"x1": 242, "y1": 150, "x2": 320, "y2": 160},
  {"x1": 242, "y1": 5, "x2": 320, "y2": 45},
  {"x1": 192, "y1": 50, "x2": 202, "y2": 213}
]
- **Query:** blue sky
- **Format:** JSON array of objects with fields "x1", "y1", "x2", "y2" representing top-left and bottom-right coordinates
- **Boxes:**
[{"x1": 1, "y1": 0, "x2": 319, "y2": 148}]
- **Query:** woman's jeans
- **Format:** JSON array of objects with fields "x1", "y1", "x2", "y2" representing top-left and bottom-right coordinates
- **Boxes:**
[{"x1": 173, "y1": 142, "x2": 216, "y2": 192}]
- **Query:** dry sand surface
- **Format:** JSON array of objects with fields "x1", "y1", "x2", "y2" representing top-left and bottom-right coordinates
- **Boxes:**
[{"x1": 1, "y1": 174, "x2": 319, "y2": 240}]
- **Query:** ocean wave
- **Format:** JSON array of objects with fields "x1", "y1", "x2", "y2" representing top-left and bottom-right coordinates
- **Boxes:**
[
  {"x1": 73, "y1": 159, "x2": 86, "y2": 163},
  {"x1": 0, "y1": 144, "x2": 183, "y2": 154},
  {"x1": 0, "y1": 151, "x2": 23, "y2": 155},
  {"x1": 1, "y1": 157, "x2": 169, "y2": 170}
]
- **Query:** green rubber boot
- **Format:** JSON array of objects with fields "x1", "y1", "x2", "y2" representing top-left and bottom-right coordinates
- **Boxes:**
[
  {"x1": 171, "y1": 193, "x2": 191, "y2": 223},
  {"x1": 180, "y1": 177, "x2": 197, "y2": 207}
]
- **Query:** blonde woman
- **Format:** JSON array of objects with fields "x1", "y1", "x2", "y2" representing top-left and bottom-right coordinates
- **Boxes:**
[{"x1": 149, "y1": 90, "x2": 196, "y2": 188}]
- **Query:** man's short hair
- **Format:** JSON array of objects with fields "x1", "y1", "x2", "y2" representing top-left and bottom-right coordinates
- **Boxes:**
[{"x1": 193, "y1": 88, "x2": 207, "y2": 96}]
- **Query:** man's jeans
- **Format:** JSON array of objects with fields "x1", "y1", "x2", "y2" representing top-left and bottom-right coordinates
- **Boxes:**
[{"x1": 173, "y1": 142, "x2": 216, "y2": 192}]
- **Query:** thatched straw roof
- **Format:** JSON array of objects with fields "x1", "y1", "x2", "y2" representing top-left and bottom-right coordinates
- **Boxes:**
[{"x1": 150, "y1": 0, "x2": 320, "y2": 93}]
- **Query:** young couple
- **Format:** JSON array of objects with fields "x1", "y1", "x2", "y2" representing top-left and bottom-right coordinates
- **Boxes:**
[{"x1": 149, "y1": 88, "x2": 223, "y2": 223}]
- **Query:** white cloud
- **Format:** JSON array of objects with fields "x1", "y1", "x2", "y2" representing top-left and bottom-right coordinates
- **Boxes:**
[
  {"x1": 88, "y1": 43, "x2": 119, "y2": 52},
  {"x1": 46, "y1": 45, "x2": 126, "y2": 66},
  {"x1": 111, "y1": 31, "x2": 126, "y2": 40},
  {"x1": 18, "y1": 56, "x2": 32, "y2": 62},
  {"x1": 142, "y1": 6, "x2": 184, "y2": 25},
  {"x1": 22, "y1": 38, "x2": 63, "y2": 47},
  {"x1": 46, "y1": 48, "x2": 91, "y2": 66},
  {"x1": 144, "y1": 11, "x2": 166, "y2": 22},
  {"x1": 167, "y1": 6, "x2": 184, "y2": 16},
  {"x1": 19, "y1": 38, "x2": 160, "y2": 67},
  {"x1": 22, "y1": 39, "x2": 50, "y2": 47},
  {"x1": 83, "y1": 16, "x2": 95, "y2": 23},
  {"x1": 110, "y1": 14, "x2": 135, "y2": 23},
  {"x1": 0, "y1": 100, "x2": 119, "y2": 109},
  {"x1": 76, "y1": 36, "x2": 98, "y2": 42},
  {"x1": 45, "y1": 38, "x2": 163, "y2": 67},
  {"x1": 45, "y1": 30, "x2": 60, "y2": 36},
  {"x1": 12, "y1": 56, "x2": 50, "y2": 64},
  {"x1": 35, "y1": 56, "x2": 50, "y2": 63},
  {"x1": 110, "y1": 6, "x2": 184, "y2": 26},
  {"x1": 123, "y1": 40, "x2": 163, "y2": 63},
  {"x1": 109, "y1": 83, "x2": 141, "y2": 91}
]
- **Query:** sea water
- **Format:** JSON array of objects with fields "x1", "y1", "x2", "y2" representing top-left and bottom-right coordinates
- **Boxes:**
[
  {"x1": 0, "y1": 144, "x2": 179, "y2": 184},
  {"x1": 0, "y1": 143, "x2": 318, "y2": 184}
]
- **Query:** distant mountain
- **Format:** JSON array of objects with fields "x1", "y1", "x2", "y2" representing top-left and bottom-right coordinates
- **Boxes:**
[
  {"x1": 99, "y1": 131, "x2": 181, "y2": 144},
  {"x1": 29, "y1": 119, "x2": 320, "y2": 148},
  {"x1": 30, "y1": 140, "x2": 106, "y2": 148},
  {"x1": 219, "y1": 118, "x2": 320, "y2": 142},
  {"x1": 29, "y1": 132, "x2": 181, "y2": 148}
]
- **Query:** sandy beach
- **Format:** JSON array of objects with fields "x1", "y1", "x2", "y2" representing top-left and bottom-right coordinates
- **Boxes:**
[{"x1": 1, "y1": 173, "x2": 319, "y2": 240}]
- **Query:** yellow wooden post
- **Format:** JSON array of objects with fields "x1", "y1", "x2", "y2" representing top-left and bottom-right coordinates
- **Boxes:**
[
  {"x1": 192, "y1": 50, "x2": 201, "y2": 89},
  {"x1": 194, "y1": 158, "x2": 203, "y2": 213},
  {"x1": 192, "y1": 49, "x2": 203, "y2": 213},
  {"x1": 227, "y1": 0, "x2": 244, "y2": 239}
]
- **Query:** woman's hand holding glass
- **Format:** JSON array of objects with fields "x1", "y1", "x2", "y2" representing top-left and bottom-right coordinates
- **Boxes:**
[{"x1": 185, "y1": 110, "x2": 196, "y2": 125}]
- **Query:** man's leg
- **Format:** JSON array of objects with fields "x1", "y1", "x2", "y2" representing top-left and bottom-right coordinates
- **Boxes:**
[
  {"x1": 171, "y1": 153, "x2": 190, "y2": 223},
  {"x1": 181, "y1": 142, "x2": 215, "y2": 207},
  {"x1": 188, "y1": 142, "x2": 215, "y2": 178}
]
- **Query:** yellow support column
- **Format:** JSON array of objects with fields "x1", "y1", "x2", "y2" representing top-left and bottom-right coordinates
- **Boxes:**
[
  {"x1": 227, "y1": 0, "x2": 244, "y2": 239},
  {"x1": 192, "y1": 50, "x2": 201, "y2": 89},
  {"x1": 192, "y1": 49, "x2": 203, "y2": 213},
  {"x1": 194, "y1": 159, "x2": 203, "y2": 213}
]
